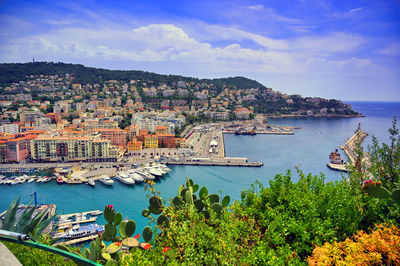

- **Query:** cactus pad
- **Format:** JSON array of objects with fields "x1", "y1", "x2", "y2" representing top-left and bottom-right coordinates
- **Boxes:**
[
  {"x1": 125, "y1": 220, "x2": 136, "y2": 237},
  {"x1": 113, "y1": 212, "x2": 123, "y2": 226},
  {"x1": 208, "y1": 194, "x2": 220, "y2": 204},
  {"x1": 142, "y1": 226, "x2": 153, "y2": 242},
  {"x1": 157, "y1": 214, "x2": 169, "y2": 227},
  {"x1": 104, "y1": 206, "x2": 115, "y2": 223},
  {"x1": 149, "y1": 205, "x2": 162, "y2": 215},
  {"x1": 211, "y1": 202, "x2": 223, "y2": 217},
  {"x1": 199, "y1": 187, "x2": 208, "y2": 199},
  {"x1": 118, "y1": 221, "x2": 127, "y2": 238},
  {"x1": 184, "y1": 190, "x2": 193, "y2": 203},
  {"x1": 391, "y1": 189, "x2": 400, "y2": 204},
  {"x1": 101, "y1": 252, "x2": 112, "y2": 261},
  {"x1": 149, "y1": 196, "x2": 162, "y2": 208},
  {"x1": 364, "y1": 184, "x2": 391, "y2": 199},
  {"x1": 222, "y1": 195, "x2": 230, "y2": 207},
  {"x1": 194, "y1": 199, "x2": 204, "y2": 211},
  {"x1": 105, "y1": 242, "x2": 122, "y2": 254},
  {"x1": 122, "y1": 237, "x2": 139, "y2": 248},
  {"x1": 193, "y1": 184, "x2": 199, "y2": 193},
  {"x1": 172, "y1": 196, "x2": 184, "y2": 209},
  {"x1": 142, "y1": 209, "x2": 150, "y2": 217},
  {"x1": 104, "y1": 223, "x2": 117, "y2": 238}
]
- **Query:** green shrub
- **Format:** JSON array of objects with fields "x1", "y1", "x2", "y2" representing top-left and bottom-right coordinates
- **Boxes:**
[{"x1": 2, "y1": 241, "x2": 77, "y2": 265}]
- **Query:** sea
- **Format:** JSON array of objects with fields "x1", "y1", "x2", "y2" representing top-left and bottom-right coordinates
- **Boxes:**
[{"x1": 0, "y1": 101, "x2": 399, "y2": 242}]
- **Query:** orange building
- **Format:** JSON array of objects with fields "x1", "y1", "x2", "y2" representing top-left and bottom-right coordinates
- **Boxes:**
[
  {"x1": 94, "y1": 128, "x2": 127, "y2": 148},
  {"x1": 155, "y1": 125, "x2": 167, "y2": 135},
  {"x1": 45, "y1": 112, "x2": 61, "y2": 123},
  {"x1": 127, "y1": 140, "x2": 143, "y2": 152},
  {"x1": 157, "y1": 134, "x2": 175, "y2": 148}
]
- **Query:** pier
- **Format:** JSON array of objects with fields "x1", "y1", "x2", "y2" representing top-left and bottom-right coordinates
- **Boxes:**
[
  {"x1": 58, "y1": 210, "x2": 102, "y2": 225},
  {"x1": 61, "y1": 235, "x2": 98, "y2": 245},
  {"x1": 326, "y1": 124, "x2": 369, "y2": 172},
  {"x1": 340, "y1": 126, "x2": 369, "y2": 166}
]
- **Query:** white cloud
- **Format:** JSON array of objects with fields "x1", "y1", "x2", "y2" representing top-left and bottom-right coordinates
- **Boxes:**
[
  {"x1": 349, "y1": 7, "x2": 363, "y2": 13},
  {"x1": 379, "y1": 42, "x2": 400, "y2": 56},
  {"x1": 0, "y1": 22, "x2": 381, "y2": 79},
  {"x1": 244, "y1": 4, "x2": 264, "y2": 11}
]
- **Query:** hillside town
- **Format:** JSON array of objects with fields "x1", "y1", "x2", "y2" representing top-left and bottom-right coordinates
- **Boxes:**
[{"x1": 0, "y1": 63, "x2": 358, "y2": 164}]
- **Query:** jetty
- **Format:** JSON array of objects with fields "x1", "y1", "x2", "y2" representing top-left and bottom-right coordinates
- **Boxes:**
[
  {"x1": 327, "y1": 123, "x2": 369, "y2": 172},
  {"x1": 340, "y1": 124, "x2": 369, "y2": 166}
]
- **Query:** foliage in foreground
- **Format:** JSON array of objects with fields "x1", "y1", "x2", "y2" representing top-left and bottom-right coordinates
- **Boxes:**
[
  {"x1": 308, "y1": 224, "x2": 400, "y2": 265},
  {"x1": 231, "y1": 171, "x2": 399, "y2": 264},
  {"x1": 91, "y1": 172, "x2": 399, "y2": 265},
  {"x1": 2, "y1": 241, "x2": 76, "y2": 266}
]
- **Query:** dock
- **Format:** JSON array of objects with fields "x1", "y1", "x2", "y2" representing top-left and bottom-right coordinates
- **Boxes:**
[
  {"x1": 61, "y1": 234, "x2": 98, "y2": 245},
  {"x1": 57, "y1": 210, "x2": 102, "y2": 225}
]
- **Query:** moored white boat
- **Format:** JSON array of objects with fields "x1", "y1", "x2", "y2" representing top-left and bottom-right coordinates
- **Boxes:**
[
  {"x1": 88, "y1": 180, "x2": 95, "y2": 187},
  {"x1": 99, "y1": 175, "x2": 114, "y2": 186},
  {"x1": 145, "y1": 166, "x2": 164, "y2": 177},
  {"x1": 28, "y1": 178, "x2": 35, "y2": 183},
  {"x1": 60, "y1": 224, "x2": 104, "y2": 239},
  {"x1": 127, "y1": 170, "x2": 144, "y2": 182},
  {"x1": 115, "y1": 174, "x2": 135, "y2": 185},
  {"x1": 136, "y1": 169, "x2": 155, "y2": 180}
]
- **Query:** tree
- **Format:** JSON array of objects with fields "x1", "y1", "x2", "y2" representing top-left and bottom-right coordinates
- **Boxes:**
[{"x1": 369, "y1": 117, "x2": 400, "y2": 189}]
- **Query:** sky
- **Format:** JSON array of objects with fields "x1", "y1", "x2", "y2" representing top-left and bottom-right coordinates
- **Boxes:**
[{"x1": 0, "y1": 0, "x2": 399, "y2": 101}]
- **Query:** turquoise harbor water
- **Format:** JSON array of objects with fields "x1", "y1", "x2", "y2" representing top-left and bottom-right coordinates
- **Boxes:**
[{"x1": 0, "y1": 101, "x2": 399, "y2": 241}]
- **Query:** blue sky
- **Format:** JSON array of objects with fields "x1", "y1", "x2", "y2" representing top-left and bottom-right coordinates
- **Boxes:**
[{"x1": 0, "y1": 0, "x2": 399, "y2": 101}]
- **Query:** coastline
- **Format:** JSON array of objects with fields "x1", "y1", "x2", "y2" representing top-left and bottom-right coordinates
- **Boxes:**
[{"x1": 264, "y1": 114, "x2": 364, "y2": 119}]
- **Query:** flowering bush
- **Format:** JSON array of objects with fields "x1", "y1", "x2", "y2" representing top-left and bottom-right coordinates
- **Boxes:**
[{"x1": 308, "y1": 224, "x2": 400, "y2": 265}]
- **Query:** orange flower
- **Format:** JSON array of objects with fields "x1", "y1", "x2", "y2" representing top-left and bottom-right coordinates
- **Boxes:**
[
  {"x1": 162, "y1": 247, "x2": 170, "y2": 253},
  {"x1": 134, "y1": 234, "x2": 140, "y2": 239},
  {"x1": 143, "y1": 243, "x2": 151, "y2": 250}
]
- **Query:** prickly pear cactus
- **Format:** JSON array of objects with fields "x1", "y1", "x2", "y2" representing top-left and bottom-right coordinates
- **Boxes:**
[
  {"x1": 208, "y1": 194, "x2": 220, "y2": 204},
  {"x1": 122, "y1": 237, "x2": 139, "y2": 248},
  {"x1": 113, "y1": 212, "x2": 123, "y2": 226},
  {"x1": 363, "y1": 181, "x2": 390, "y2": 199},
  {"x1": 392, "y1": 189, "x2": 400, "y2": 204},
  {"x1": 142, "y1": 209, "x2": 150, "y2": 217},
  {"x1": 104, "y1": 205, "x2": 116, "y2": 223},
  {"x1": 142, "y1": 226, "x2": 153, "y2": 242},
  {"x1": 157, "y1": 214, "x2": 169, "y2": 227},
  {"x1": 125, "y1": 220, "x2": 136, "y2": 237},
  {"x1": 118, "y1": 221, "x2": 127, "y2": 238},
  {"x1": 199, "y1": 187, "x2": 208, "y2": 199},
  {"x1": 222, "y1": 195, "x2": 230, "y2": 207},
  {"x1": 105, "y1": 242, "x2": 122, "y2": 254}
]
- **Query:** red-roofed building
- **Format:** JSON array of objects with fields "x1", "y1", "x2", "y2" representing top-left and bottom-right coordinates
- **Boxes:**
[{"x1": 0, "y1": 133, "x2": 37, "y2": 162}]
